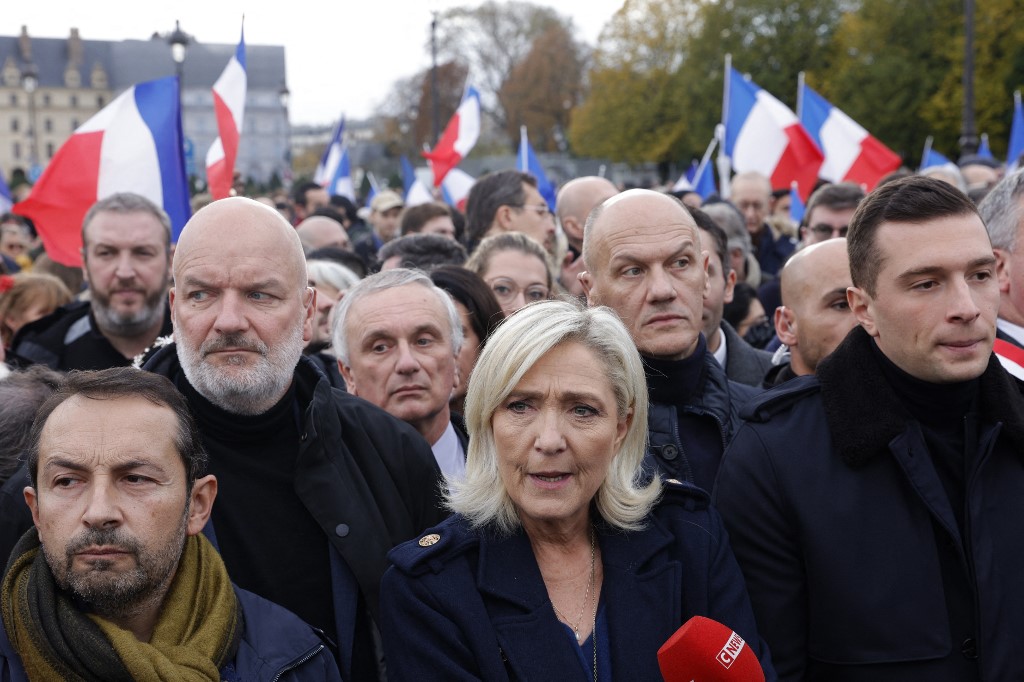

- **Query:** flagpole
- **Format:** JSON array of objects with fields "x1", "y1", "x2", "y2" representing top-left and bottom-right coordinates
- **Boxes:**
[
  {"x1": 695, "y1": 136, "x2": 718, "y2": 179},
  {"x1": 718, "y1": 54, "x2": 733, "y2": 200},
  {"x1": 796, "y1": 71, "x2": 805, "y2": 119},
  {"x1": 520, "y1": 126, "x2": 528, "y2": 171}
]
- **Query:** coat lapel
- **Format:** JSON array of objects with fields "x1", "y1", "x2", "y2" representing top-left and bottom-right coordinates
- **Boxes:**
[
  {"x1": 600, "y1": 518, "x2": 680, "y2": 679},
  {"x1": 477, "y1": 528, "x2": 582, "y2": 679}
]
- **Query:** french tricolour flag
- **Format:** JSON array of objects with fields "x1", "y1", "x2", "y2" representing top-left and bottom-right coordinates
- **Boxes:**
[
  {"x1": 517, "y1": 127, "x2": 556, "y2": 210},
  {"x1": 13, "y1": 76, "x2": 189, "y2": 267},
  {"x1": 314, "y1": 116, "x2": 345, "y2": 187},
  {"x1": 798, "y1": 82, "x2": 900, "y2": 191},
  {"x1": 206, "y1": 27, "x2": 247, "y2": 200},
  {"x1": 423, "y1": 86, "x2": 481, "y2": 187},
  {"x1": 724, "y1": 67, "x2": 822, "y2": 201},
  {"x1": 327, "y1": 144, "x2": 355, "y2": 201},
  {"x1": 401, "y1": 156, "x2": 433, "y2": 207},
  {"x1": 441, "y1": 168, "x2": 475, "y2": 212}
]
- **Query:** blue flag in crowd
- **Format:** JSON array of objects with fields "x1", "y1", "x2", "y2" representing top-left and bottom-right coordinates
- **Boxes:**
[
  {"x1": 1009, "y1": 92, "x2": 1024, "y2": 170},
  {"x1": 691, "y1": 158, "x2": 717, "y2": 199},
  {"x1": 977, "y1": 134, "x2": 994, "y2": 160},
  {"x1": 400, "y1": 156, "x2": 417, "y2": 197},
  {"x1": 517, "y1": 127, "x2": 556, "y2": 210},
  {"x1": 920, "y1": 147, "x2": 952, "y2": 171},
  {"x1": 790, "y1": 182, "x2": 805, "y2": 224},
  {"x1": 0, "y1": 170, "x2": 12, "y2": 214}
]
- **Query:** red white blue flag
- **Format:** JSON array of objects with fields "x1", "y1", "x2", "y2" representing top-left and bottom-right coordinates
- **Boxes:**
[
  {"x1": 206, "y1": 26, "x2": 247, "y2": 199},
  {"x1": 724, "y1": 67, "x2": 822, "y2": 201},
  {"x1": 798, "y1": 82, "x2": 900, "y2": 191},
  {"x1": 314, "y1": 116, "x2": 345, "y2": 187},
  {"x1": 423, "y1": 86, "x2": 481, "y2": 187},
  {"x1": 14, "y1": 77, "x2": 190, "y2": 266}
]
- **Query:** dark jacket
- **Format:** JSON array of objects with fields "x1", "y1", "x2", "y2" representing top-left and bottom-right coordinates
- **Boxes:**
[
  {"x1": 754, "y1": 225, "x2": 796, "y2": 277},
  {"x1": 720, "y1": 321, "x2": 774, "y2": 387},
  {"x1": 761, "y1": 361, "x2": 798, "y2": 388},
  {"x1": 379, "y1": 480, "x2": 776, "y2": 681},
  {"x1": 0, "y1": 347, "x2": 448, "y2": 681},
  {"x1": 0, "y1": 585, "x2": 342, "y2": 682},
  {"x1": 8, "y1": 300, "x2": 172, "y2": 371},
  {"x1": 645, "y1": 349, "x2": 759, "y2": 490},
  {"x1": 714, "y1": 326, "x2": 1024, "y2": 681}
]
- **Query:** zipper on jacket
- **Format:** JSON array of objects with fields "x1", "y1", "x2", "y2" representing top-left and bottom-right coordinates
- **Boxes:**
[{"x1": 270, "y1": 643, "x2": 325, "y2": 682}]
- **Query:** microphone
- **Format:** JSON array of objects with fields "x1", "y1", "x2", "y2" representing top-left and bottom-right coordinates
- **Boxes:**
[{"x1": 657, "y1": 616, "x2": 765, "y2": 682}]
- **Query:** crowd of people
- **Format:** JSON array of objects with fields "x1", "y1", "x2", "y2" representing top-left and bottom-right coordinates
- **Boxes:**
[{"x1": 0, "y1": 149, "x2": 1022, "y2": 681}]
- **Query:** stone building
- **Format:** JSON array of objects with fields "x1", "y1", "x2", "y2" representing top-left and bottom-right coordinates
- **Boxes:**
[{"x1": 0, "y1": 26, "x2": 288, "y2": 187}]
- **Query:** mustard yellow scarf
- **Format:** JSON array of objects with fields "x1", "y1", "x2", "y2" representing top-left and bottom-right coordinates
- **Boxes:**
[{"x1": 1, "y1": 529, "x2": 241, "y2": 681}]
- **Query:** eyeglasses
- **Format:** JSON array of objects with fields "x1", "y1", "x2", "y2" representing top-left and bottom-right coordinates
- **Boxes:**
[
  {"x1": 809, "y1": 224, "x2": 848, "y2": 239},
  {"x1": 513, "y1": 203, "x2": 553, "y2": 218},
  {"x1": 486, "y1": 277, "x2": 550, "y2": 305}
]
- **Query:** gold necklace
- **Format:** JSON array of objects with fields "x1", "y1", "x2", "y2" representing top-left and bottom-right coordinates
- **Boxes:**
[{"x1": 550, "y1": 526, "x2": 596, "y2": 642}]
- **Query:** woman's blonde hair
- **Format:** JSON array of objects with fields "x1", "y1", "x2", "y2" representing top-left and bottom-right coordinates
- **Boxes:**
[{"x1": 447, "y1": 299, "x2": 660, "y2": 534}]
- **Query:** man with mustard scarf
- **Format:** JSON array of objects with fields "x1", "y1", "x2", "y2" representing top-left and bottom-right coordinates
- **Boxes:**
[{"x1": 0, "y1": 367, "x2": 340, "y2": 681}]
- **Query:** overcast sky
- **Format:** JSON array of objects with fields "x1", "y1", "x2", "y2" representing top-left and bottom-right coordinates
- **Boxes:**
[{"x1": 9, "y1": 0, "x2": 625, "y2": 126}]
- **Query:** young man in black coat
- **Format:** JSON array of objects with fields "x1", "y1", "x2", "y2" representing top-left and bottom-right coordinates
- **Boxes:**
[{"x1": 715, "y1": 176, "x2": 1024, "y2": 681}]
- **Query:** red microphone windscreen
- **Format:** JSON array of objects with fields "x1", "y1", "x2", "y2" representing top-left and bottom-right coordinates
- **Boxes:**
[{"x1": 657, "y1": 615, "x2": 765, "y2": 682}]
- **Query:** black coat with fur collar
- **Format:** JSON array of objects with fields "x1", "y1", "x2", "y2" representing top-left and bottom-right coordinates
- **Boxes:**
[{"x1": 713, "y1": 326, "x2": 1024, "y2": 682}]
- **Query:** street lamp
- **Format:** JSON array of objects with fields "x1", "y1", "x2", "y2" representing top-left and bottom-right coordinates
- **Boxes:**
[
  {"x1": 168, "y1": 20, "x2": 189, "y2": 116},
  {"x1": 20, "y1": 63, "x2": 40, "y2": 176},
  {"x1": 279, "y1": 84, "x2": 292, "y2": 189}
]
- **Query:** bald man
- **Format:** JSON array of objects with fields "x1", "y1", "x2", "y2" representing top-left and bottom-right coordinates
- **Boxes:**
[
  {"x1": 580, "y1": 189, "x2": 758, "y2": 491},
  {"x1": 144, "y1": 198, "x2": 445, "y2": 678},
  {"x1": 766, "y1": 238, "x2": 857, "y2": 386},
  {"x1": 730, "y1": 171, "x2": 796, "y2": 276},
  {"x1": 296, "y1": 215, "x2": 351, "y2": 252},
  {"x1": 556, "y1": 176, "x2": 618, "y2": 297}
]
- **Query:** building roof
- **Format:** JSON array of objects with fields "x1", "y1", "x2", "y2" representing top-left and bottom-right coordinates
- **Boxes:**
[{"x1": 0, "y1": 30, "x2": 285, "y2": 91}]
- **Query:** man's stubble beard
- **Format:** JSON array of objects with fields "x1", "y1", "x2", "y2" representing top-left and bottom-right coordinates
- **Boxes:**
[
  {"x1": 44, "y1": 505, "x2": 189, "y2": 621},
  {"x1": 177, "y1": 322, "x2": 306, "y2": 416}
]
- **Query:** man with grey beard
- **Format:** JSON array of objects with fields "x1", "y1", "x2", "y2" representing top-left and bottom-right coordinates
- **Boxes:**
[
  {"x1": 10, "y1": 193, "x2": 173, "y2": 371},
  {"x1": 141, "y1": 197, "x2": 446, "y2": 679}
]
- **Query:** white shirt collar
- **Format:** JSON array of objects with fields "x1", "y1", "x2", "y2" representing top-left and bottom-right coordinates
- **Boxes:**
[
  {"x1": 431, "y1": 420, "x2": 465, "y2": 480},
  {"x1": 712, "y1": 326, "x2": 728, "y2": 368}
]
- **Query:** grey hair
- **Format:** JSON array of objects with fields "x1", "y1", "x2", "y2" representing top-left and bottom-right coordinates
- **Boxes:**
[
  {"x1": 702, "y1": 202, "x2": 751, "y2": 256},
  {"x1": 978, "y1": 169, "x2": 1024, "y2": 251},
  {"x1": 307, "y1": 259, "x2": 361, "y2": 292},
  {"x1": 82, "y1": 192, "x2": 172, "y2": 253},
  {"x1": 920, "y1": 165, "x2": 967, "y2": 193},
  {"x1": 447, "y1": 299, "x2": 660, "y2": 535},
  {"x1": 331, "y1": 267, "x2": 463, "y2": 366}
]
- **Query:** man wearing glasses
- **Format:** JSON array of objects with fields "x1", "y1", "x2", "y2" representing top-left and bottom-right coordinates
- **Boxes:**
[
  {"x1": 463, "y1": 170, "x2": 556, "y2": 253},
  {"x1": 799, "y1": 182, "x2": 865, "y2": 246}
]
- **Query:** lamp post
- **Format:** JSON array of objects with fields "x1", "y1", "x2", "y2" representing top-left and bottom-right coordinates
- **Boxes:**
[
  {"x1": 20, "y1": 63, "x2": 40, "y2": 178},
  {"x1": 430, "y1": 11, "x2": 440, "y2": 145},
  {"x1": 279, "y1": 84, "x2": 292, "y2": 189},
  {"x1": 168, "y1": 21, "x2": 189, "y2": 119},
  {"x1": 959, "y1": 0, "x2": 978, "y2": 156}
]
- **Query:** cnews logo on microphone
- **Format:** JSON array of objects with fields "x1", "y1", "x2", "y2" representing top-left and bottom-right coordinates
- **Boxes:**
[{"x1": 716, "y1": 630, "x2": 746, "y2": 669}]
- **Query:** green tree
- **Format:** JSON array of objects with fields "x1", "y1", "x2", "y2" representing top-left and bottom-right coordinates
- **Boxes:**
[
  {"x1": 821, "y1": 0, "x2": 959, "y2": 160},
  {"x1": 568, "y1": 0, "x2": 696, "y2": 164},
  {"x1": 571, "y1": 0, "x2": 844, "y2": 169},
  {"x1": 926, "y1": 0, "x2": 1024, "y2": 159}
]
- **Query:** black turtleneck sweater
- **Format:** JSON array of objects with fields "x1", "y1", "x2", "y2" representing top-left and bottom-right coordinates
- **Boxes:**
[
  {"x1": 179, "y1": 376, "x2": 336, "y2": 645},
  {"x1": 642, "y1": 335, "x2": 725, "y2": 491},
  {"x1": 872, "y1": 341, "x2": 980, "y2": 534}
]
